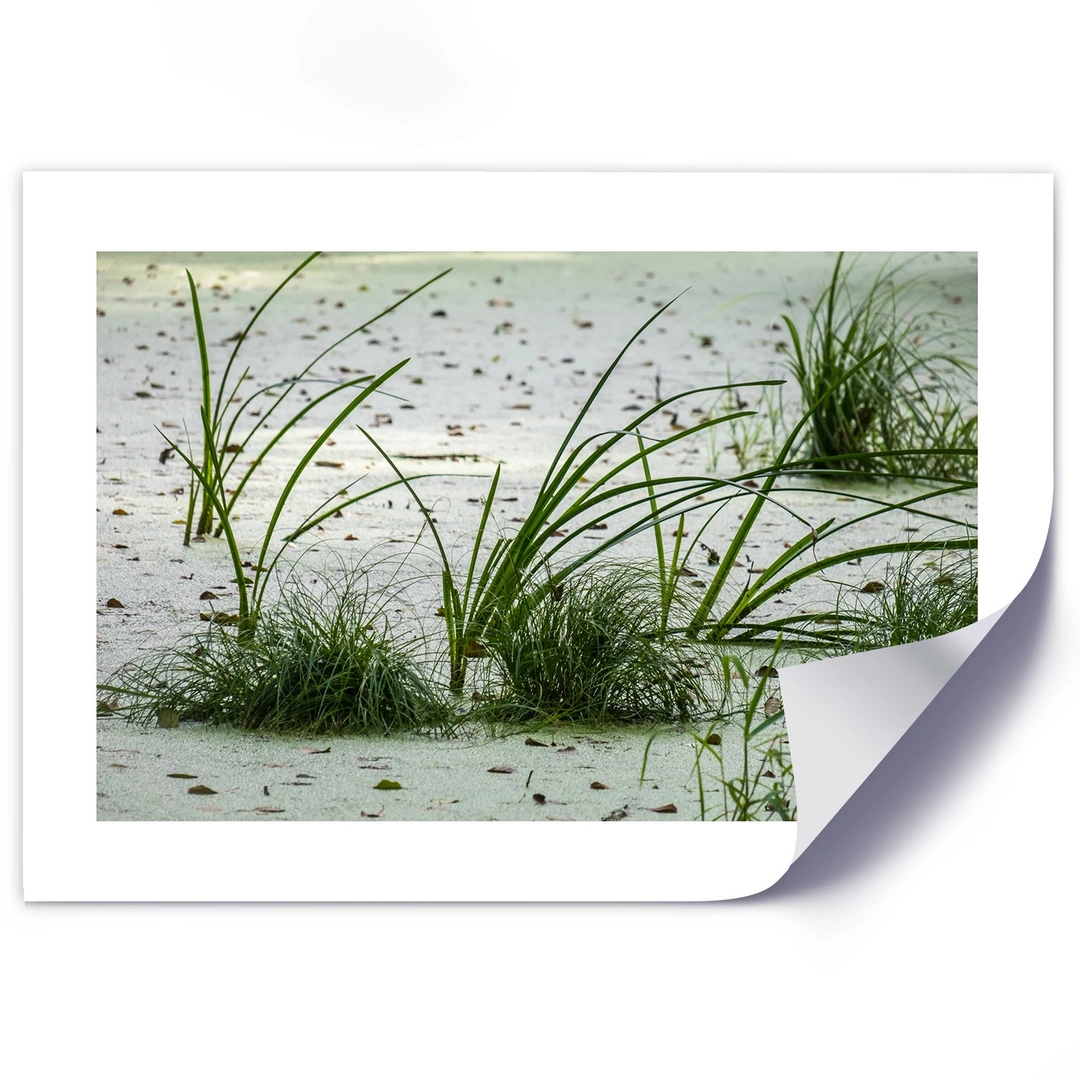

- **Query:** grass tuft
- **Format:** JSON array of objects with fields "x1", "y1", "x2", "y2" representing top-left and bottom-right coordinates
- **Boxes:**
[
  {"x1": 780, "y1": 252, "x2": 977, "y2": 481},
  {"x1": 101, "y1": 570, "x2": 455, "y2": 737},
  {"x1": 475, "y1": 567, "x2": 704, "y2": 728},
  {"x1": 836, "y1": 545, "x2": 978, "y2": 651}
]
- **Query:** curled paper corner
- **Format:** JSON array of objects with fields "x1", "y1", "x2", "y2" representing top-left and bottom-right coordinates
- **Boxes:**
[{"x1": 780, "y1": 609, "x2": 1005, "y2": 862}]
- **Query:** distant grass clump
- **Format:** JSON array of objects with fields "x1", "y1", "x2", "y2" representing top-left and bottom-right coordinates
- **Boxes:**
[
  {"x1": 102, "y1": 573, "x2": 455, "y2": 736},
  {"x1": 476, "y1": 568, "x2": 702, "y2": 727},
  {"x1": 781, "y1": 252, "x2": 977, "y2": 481},
  {"x1": 840, "y1": 546, "x2": 978, "y2": 652}
]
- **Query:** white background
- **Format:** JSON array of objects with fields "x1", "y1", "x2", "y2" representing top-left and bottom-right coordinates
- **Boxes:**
[{"x1": 5, "y1": 2, "x2": 1072, "y2": 1076}]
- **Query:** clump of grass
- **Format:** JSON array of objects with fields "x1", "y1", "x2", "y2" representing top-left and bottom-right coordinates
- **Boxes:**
[
  {"x1": 837, "y1": 545, "x2": 978, "y2": 652},
  {"x1": 475, "y1": 567, "x2": 702, "y2": 728},
  {"x1": 100, "y1": 570, "x2": 455, "y2": 736},
  {"x1": 361, "y1": 293, "x2": 783, "y2": 690},
  {"x1": 780, "y1": 252, "x2": 977, "y2": 480}
]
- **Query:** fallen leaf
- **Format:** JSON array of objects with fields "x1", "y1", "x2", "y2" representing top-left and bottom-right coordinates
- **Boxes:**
[
  {"x1": 105, "y1": 598, "x2": 125, "y2": 608},
  {"x1": 524, "y1": 737, "x2": 546, "y2": 747},
  {"x1": 167, "y1": 774, "x2": 197, "y2": 780},
  {"x1": 253, "y1": 807, "x2": 286, "y2": 814},
  {"x1": 647, "y1": 804, "x2": 678, "y2": 813},
  {"x1": 533, "y1": 793, "x2": 547, "y2": 805},
  {"x1": 156, "y1": 707, "x2": 180, "y2": 728},
  {"x1": 705, "y1": 733, "x2": 721, "y2": 745},
  {"x1": 602, "y1": 808, "x2": 628, "y2": 821},
  {"x1": 187, "y1": 785, "x2": 217, "y2": 795},
  {"x1": 315, "y1": 460, "x2": 344, "y2": 468},
  {"x1": 755, "y1": 665, "x2": 779, "y2": 678},
  {"x1": 374, "y1": 779, "x2": 402, "y2": 790},
  {"x1": 464, "y1": 640, "x2": 489, "y2": 658},
  {"x1": 301, "y1": 746, "x2": 332, "y2": 754},
  {"x1": 860, "y1": 581, "x2": 886, "y2": 594},
  {"x1": 487, "y1": 765, "x2": 515, "y2": 774},
  {"x1": 764, "y1": 696, "x2": 783, "y2": 718},
  {"x1": 200, "y1": 612, "x2": 239, "y2": 624},
  {"x1": 590, "y1": 782, "x2": 609, "y2": 790},
  {"x1": 199, "y1": 590, "x2": 218, "y2": 600}
]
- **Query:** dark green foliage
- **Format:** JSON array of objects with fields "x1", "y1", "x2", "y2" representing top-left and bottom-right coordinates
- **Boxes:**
[
  {"x1": 841, "y1": 546, "x2": 978, "y2": 651},
  {"x1": 478, "y1": 568, "x2": 701, "y2": 727},
  {"x1": 103, "y1": 574, "x2": 455, "y2": 736},
  {"x1": 781, "y1": 253, "x2": 977, "y2": 480}
]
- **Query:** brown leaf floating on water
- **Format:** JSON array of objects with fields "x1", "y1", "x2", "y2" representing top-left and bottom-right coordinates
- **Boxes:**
[
  {"x1": 524, "y1": 738, "x2": 546, "y2": 747},
  {"x1": 253, "y1": 807, "x2": 286, "y2": 814},
  {"x1": 755, "y1": 665, "x2": 779, "y2": 678},
  {"x1": 533, "y1": 793, "x2": 546, "y2": 804},
  {"x1": 705, "y1": 733, "x2": 721, "y2": 745},
  {"x1": 199, "y1": 590, "x2": 218, "y2": 600},
  {"x1": 112, "y1": 508, "x2": 129, "y2": 516},
  {"x1": 106, "y1": 598, "x2": 124, "y2": 608},
  {"x1": 315, "y1": 460, "x2": 344, "y2": 468},
  {"x1": 301, "y1": 746, "x2": 332, "y2": 754},
  {"x1": 187, "y1": 785, "x2": 217, "y2": 795},
  {"x1": 647, "y1": 804, "x2": 678, "y2": 813},
  {"x1": 167, "y1": 773, "x2": 198, "y2": 779},
  {"x1": 590, "y1": 782, "x2": 610, "y2": 790},
  {"x1": 156, "y1": 708, "x2": 180, "y2": 728},
  {"x1": 373, "y1": 779, "x2": 402, "y2": 790},
  {"x1": 487, "y1": 765, "x2": 515, "y2": 774},
  {"x1": 860, "y1": 581, "x2": 886, "y2": 593}
]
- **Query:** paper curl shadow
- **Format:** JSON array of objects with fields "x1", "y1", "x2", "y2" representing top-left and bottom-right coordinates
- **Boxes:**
[{"x1": 744, "y1": 528, "x2": 1054, "y2": 903}]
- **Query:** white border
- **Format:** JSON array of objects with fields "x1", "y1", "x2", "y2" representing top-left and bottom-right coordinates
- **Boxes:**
[{"x1": 23, "y1": 172, "x2": 1051, "y2": 900}]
